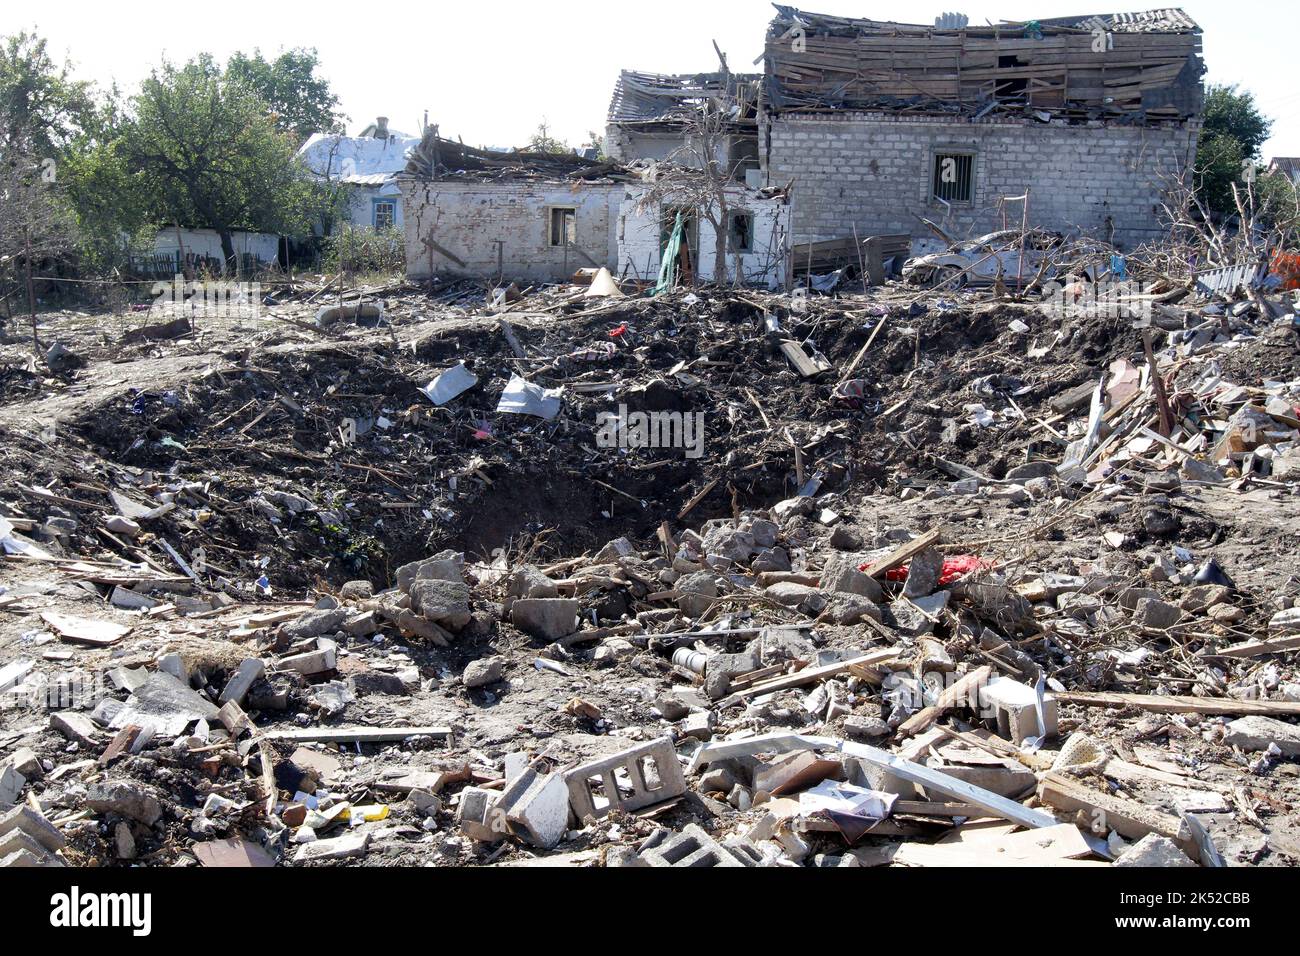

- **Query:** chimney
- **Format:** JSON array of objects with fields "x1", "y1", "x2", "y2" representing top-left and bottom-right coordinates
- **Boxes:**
[{"x1": 375, "y1": 116, "x2": 390, "y2": 139}]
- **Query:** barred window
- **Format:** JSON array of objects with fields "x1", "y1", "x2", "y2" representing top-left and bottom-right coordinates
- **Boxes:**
[{"x1": 933, "y1": 153, "x2": 974, "y2": 204}]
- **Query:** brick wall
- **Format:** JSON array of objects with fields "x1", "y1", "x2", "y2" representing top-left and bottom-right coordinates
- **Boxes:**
[
  {"x1": 763, "y1": 112, "x2": 1198, "y2": 252},
  {"x1": 617, "y1": 186, "x2": 790, "y2": 289},
  {"x1": 399, "y1": 180, "x2": 622, "y2": 282}
]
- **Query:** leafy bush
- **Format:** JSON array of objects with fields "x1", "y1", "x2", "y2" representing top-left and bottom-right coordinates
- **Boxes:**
[{"x1": 322, "y1": 225, "x2": 405, "y2": 274}]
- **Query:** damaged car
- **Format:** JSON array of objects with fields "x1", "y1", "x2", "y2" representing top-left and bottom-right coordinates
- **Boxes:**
[{"x1": 902, "y1": 229, "x2": 1109, "y2": 289}]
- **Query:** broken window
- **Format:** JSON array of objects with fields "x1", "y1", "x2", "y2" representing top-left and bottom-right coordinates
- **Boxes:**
[
  {"x1": 548, "y1": 207, "x2": 577, "y2": 247},
  {"x1": 995, "y1": 55, "x2": 1029, "y2": 100},
  {"x1": 932, "y1": 153, "x2": 974, "y2": 204},
  {"x1": 373, "y1": 199, "x2": 396, "y2": 230},
  {"x1": 729, "y1": 212, "x2": 754, "y2": 254}
]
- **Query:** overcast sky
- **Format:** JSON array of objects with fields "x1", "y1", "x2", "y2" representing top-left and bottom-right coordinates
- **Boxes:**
[{"x1": 9, "y1": 0, "x2": 1298, "y2": 157}]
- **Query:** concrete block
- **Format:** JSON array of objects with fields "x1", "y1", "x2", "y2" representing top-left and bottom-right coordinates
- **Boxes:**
[
  {"x1": 0, "y1": 847, "x2": 65, "y2": 867},
  {"x1": 0, "y1": 804, "x2": 65, "y2": 853},
  {"x1": 219, "y1": 658, "x2": 265, "y2": 705},
  {"x1": 639, "y1": 824, "x2": 744, "y2": 867},
  {"x1": 511, "y1": 598, "x2": 579, "y2": 641},
  {"x1": 292, "y1": 831, "x2": 369, "y2": 863},
  {"x1": 279, "y1": 641, "x2": 337, "y2": 677},
  {"x1": 564, "y1": 737, "x2": 687, "y2": 822},
  {"x1": 502, "y1": 772, "x2": 570, "y2": 849},
  {"x1": 456, "y1": 786, "x2": 505, "y2": 843},
  {"x1": 978, "y1": 676, "x2": 1058, "y2": 744}
]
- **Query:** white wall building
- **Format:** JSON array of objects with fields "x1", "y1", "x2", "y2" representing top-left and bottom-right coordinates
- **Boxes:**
[{"x1": 297, "y1": 117, "x2": 421, "y2": 232}]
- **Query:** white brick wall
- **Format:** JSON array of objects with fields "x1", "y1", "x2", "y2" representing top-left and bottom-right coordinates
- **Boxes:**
[
  {"x1": 616, "y1": 185, "x2": 791, "y2": 289},
  {"x1": 399, "y1": 180, "x2": 623, "y2": 282},
  {"x1": 763, "y1": 112, "x2": 1199, "y2": 251}
]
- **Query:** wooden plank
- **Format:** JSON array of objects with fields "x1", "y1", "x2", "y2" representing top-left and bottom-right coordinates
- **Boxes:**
[
  {"x1": 717, "y1": 650, "x2": 901, "y2": 708},
  {"x1": 896, "y1": 665, "x2": 992, "y2": 738},
  {"x1": 690, "y1": 732, "x2": 1059, "y2": 831},
  {"x1": 893, "y1": 823, "x2": 1096, "y2": 867},
  {"x1": 1055, "y1": 691, "x2": 1300, "y2": 717},
  {"x1": 40, "y1": 611, "x2": 131, "y2": 647},
  {"x1": 861, "y1": 527, "x2": 943, "y2": 579},
  {"x1": 260, "y1": 726, "x2": 452, "y2": 744},
  {"x1": 1038, "y1": 772, "x2": 1196, "y2": 856},
  {"x1": 1212, "y1": 636, "x2": 1300, "y2": 659}
]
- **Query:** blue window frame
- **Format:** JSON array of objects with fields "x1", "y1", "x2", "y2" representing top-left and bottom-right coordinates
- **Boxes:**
[{"x1": 372, "y1": 198, "x2": 397, "y2": 230}]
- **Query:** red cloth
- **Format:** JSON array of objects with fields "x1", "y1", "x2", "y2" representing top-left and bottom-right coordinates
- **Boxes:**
[{"x1": 877, "y1": 555, "x2": 989, "y2": 585}]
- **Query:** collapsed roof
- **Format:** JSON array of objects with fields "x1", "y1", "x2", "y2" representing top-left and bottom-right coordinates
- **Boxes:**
[
  {"x1": 607, "y1": 70, "x2": 762, "y2": 128},
  {"x1": 764, "y1": 5, "x2": 1204, "y2": 122},
  {"x1": 401, "y1": 128, "x2": 633, "y2": 183}
]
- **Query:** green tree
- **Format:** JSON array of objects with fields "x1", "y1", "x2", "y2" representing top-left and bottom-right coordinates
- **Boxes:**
[
  {"x1": 58, "y1": 87, "x2": 153, "y2": 272},
  {"x1": 0, "y1": 31, "x2": 92, "y2": 152},
  {"x1": 225, "y1": 48, "x2": 343, "y2": 141},
  {"x1": 122, "y1": 56, "x2": 316, "y2": 268},
  {"x1": 528, "y1": 120, "x2": 570, "y2": 154},
  {"x1": 1196, "y1": 85, "x2": 1272, "y2": 219}
]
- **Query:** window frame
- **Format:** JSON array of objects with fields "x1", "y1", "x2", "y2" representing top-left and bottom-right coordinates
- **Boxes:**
[
  {"x1": 372, "y1": 198, "x2": 397, "y2": 230},
  {"x1": 728, "y1": 210, "x2": 755, "y2": 254},
  {"x1": 547, "y1": 205, "x2": 578, "y2": 248},
  {"x1": 931, "y1": 150, "x2": 976, "y2": 206}
]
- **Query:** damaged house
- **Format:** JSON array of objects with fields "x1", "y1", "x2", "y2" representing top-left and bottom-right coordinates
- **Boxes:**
[
  {"x1": 298, "y1": 117, "x2": 422, "y2": 233},
  {"x1": 397, "y1": 126, "x2": 791, "y2": 288},
  {"x1": 757, "y1": 6, "x2": 1205, "y2": 251},
  {"x1": 396, "y1": 133, "x2": 632, "y2": 283},
  {"x1": 605, "y1": 70, "x2": 763, "y2": 184}
]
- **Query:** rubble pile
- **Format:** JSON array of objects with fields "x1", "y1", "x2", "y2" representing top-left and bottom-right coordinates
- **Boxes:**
[{"x1": 2, "y1": 270, "x2": 1299, "y2": 868}]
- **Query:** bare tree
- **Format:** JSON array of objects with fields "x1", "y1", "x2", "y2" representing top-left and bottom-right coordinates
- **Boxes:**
[
  {"x1": 0, "y1": 139, "x2": 77, "y2": 349},
  {"x1": 637, "y1": 98, "x2": 746, "y2": 287}
]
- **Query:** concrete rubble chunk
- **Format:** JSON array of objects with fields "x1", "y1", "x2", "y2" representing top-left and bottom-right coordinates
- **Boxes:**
[
  {"x1": 396, "y1": 552, "x2": 464, "y2": 592},
  {"x1": 1133, "y1": 597, "x2": 1183, "y2": 632},
  {"x1": 462, "y1": 656, "x2": 505, "y2": 688},
  {"x1": 765, "y1": 582, "x2": 827, "y2": 615},
  {"x1": 1114, "y1": 834, "x2": 1197, "y2": 867},
  {"x1": 283, "y1": 608, "x2": 347, "y2": 641},
  {"x1": 511, "y1": 598, "x2": 579, "y2": 640},
  {"x1": 505, "y1": 565, "x2": 558, "y2": 609},
  {"x1": 50, "y1": 711, "x2": 101, "y2": 747},
  {"x1": 1223, "y1": 716, "x2": 1300, "y2": 756},
  {"x1": 0, "y1": 765, "x2": 24, "y2": 808},
  {"x1": 220, "y1": 658, "x2": 265, "y2": 706},
  {"x1": 902, "y1": 547, "x2": 945, "y2": 599},
  {"x1": 85, "y1": 780, "x2": 164, "y2": 826},
  {"x1": 408, "y1": 578, "x2": 473, "y2": 631},
  {"x1": 820, "y1": 553, "x2": 884, "y2": 601}
]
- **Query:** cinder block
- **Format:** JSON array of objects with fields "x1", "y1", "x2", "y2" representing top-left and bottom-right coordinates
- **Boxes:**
[
  {"x1": 978, "y1": 676, "x2": 1058, "y2": 744},
  {"x1": 639, "y1": 824, "x2": 744, "y2": 868},
  {"x1": 563, "y1": 737, "x2": 687, "y2": 822},
  {"x1": 0, "y1": 804, "x2": 66, "y2": 853}
]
